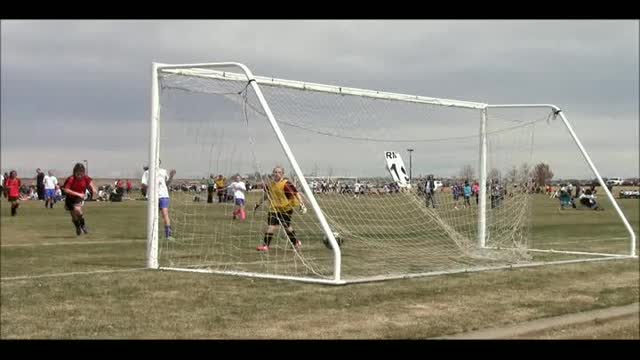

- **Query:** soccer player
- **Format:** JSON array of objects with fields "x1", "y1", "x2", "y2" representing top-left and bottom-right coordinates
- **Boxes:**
[
  {"x1": 154, "y1": 165, "x2": 177, "y2": 240},
  {"x1": 472, "y1": 181, "x2": 480, "y2": 205},
  {"x1": 36, "y1": 168, "x2": 45, "y2": 202},
  {"x1": 4, "y1": 170, "x2": 22, "y2": 216},
  {"x1": 215, "y1": 175, "x2": 226, "y2": 203},
  {"x1": 140, "y1": 166, "x2": 149, "y2": 198},
  {"x1": 253, "y1": 166, "x2": 307, "y2": 251},
  {"x1": 228, "y1": 175, "x2": 247, "y2": 221},
  {"x1": 43, "y1": 170, "x2": 58, "y2": 209},
  {"x1": 424, "y1": 175, "x2": 437, "y2": 208},
  {"x1": 206, "y1": 174, "x2": 215, "y2": 203},
  {"x1": 62, "y1": 163, "x2": 98, "y2": 235},
  {"x1": 558, "y1": 186, "x2": 576, "y2": 210},
  {"x1": 578, "y1": 189, "x2": 602, "y2": 210},
  {"x1": 452, "y1": 182, "x2": 462, "y2": 210},
  {"x1": 463, "y1": 180, "x2": 472, "y2": 208}
]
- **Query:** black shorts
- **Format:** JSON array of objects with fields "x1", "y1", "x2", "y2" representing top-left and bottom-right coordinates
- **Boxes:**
[
  {"x1": 267, "y1": 210, "x2": 293, "y2": 227},
  {"x1": 65, "y1": 197, "x2": 84, "y2": 211}
]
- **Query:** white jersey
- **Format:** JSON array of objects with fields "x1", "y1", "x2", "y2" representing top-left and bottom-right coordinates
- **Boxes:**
[
  {"x1": 228, "y1": 181, "x2": 246, "y2": 200},
  {"x1": 141, "y1": 170, "x2": 149, "y2": 186},
  {"x1": 156, "y1": 168, "x2": 170, "y2": 199},
  {"x1": 43, "y1": 175, "x2": 58, "y2": 190}
]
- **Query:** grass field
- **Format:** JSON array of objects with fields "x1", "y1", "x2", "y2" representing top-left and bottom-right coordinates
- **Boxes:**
[
  {"x1": 158, "y1": 186, "x2": 636, "y2": 282},
  {"x1": 1, "y1": 188, "x2": 638, "y2": 339}
]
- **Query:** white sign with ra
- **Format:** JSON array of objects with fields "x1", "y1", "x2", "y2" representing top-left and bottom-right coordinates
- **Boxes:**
[{"x1": 384, "y1": 151, "x2": 409, "y2": 187}]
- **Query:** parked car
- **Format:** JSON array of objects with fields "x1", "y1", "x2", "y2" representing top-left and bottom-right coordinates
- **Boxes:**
[{"x1": 606, "y1": 177, "x2": 624, "y2": 186}]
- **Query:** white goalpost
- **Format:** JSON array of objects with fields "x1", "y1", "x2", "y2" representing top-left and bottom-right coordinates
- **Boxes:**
[{"x1": 147, "y1": 61, "x2": 637, "y2": 285}]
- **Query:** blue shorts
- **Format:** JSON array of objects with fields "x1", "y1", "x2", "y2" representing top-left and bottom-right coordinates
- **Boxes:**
[
  {"x1": 159, "y1": 197, "x2": 170, "y2": 209},
  {"x1": 235, "y1": 198, "x2": 245, "y2": 206},
  {"x1": 45, "y1": 189, "x2": 56, "y2": 200}
]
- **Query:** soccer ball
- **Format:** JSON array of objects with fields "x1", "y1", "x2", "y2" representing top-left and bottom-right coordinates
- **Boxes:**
[{"x1": 322, "y1": 232, "x2": 343, "y2": 249}]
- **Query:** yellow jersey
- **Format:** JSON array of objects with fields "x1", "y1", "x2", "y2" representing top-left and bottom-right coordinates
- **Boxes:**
[{"x1": 267, "y1": 178, "x2": 300, "y2": 213}]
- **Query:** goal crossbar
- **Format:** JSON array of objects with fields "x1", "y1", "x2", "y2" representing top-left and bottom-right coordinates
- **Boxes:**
[{"x1": 157, "y1": 63, "x2": 488, "y2": 110}]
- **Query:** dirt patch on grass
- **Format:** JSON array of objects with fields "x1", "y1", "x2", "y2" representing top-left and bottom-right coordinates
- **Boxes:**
[
  {"x1": 514, "y1": 313, "x2": 639, "y2": 339},
  {"x1": 437, "y1": 302, "x2": 639, "y2": 339}
]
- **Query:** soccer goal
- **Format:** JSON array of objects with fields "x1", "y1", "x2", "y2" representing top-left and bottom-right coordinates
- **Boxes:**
[{"x1": 147, "y1": 62, "x2": 637, "y2": 285}]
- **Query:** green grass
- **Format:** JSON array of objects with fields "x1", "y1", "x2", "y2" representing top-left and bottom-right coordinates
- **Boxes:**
[
  {"x1": 156, "y1": 188, "x2": 638, "y2": 280},
  {"x1": 1, "y1": 189, "x2": 638, "y2": 338}
]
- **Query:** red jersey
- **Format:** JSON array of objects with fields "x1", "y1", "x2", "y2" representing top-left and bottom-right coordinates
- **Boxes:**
[
  {"x1": 64, "y1": 175, "x2": 93, "y2": 199},
  {"x1": 5, "y1": 178, "x2": 21, "y2": 198}
]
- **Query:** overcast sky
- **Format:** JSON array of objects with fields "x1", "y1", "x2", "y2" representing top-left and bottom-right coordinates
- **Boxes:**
[{"x1": 1, "y1": 20, "x2": 638, "y2": 180}]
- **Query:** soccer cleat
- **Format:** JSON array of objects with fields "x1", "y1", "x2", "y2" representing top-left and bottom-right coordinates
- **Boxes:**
[
  {"x1": 167, "y1": 236, "x2": 178, "y2": 243},
  {"x1": 294, "y1": 240, "x2": 302, "y2": 250},
  {"x1": 256, "y1": 244, "x2": 270, "y2": 252},
  {"x1": 81, "y1": 226, "x2": 89, "y2": 234}
]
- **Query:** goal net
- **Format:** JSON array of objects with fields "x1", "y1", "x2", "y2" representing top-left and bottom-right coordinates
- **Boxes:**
[{"x1": 148, "y1": 63, "x2": 636, "y2": 284}]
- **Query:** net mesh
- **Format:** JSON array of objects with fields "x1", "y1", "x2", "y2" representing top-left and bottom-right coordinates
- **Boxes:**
[{"x1": 153, "y1": 68, "x2": 629, "y2": 282}]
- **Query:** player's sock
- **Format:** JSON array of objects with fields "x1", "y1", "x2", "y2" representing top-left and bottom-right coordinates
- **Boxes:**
[
  {"x1": 11, "y1": 206, "x2": 16, "y2": 216},
  {"x1": 286, "y1": 230, "x2": 297, "y2": 245},
  {"x1": 73, "y1": 219, "x2": 81, "y2": 235},
  {"x1": 165, "y1": 225, "x2": 172, "y2": 238},
  {"x1": 240, "y1": 209, "x2": 246, "y2": 220},
  {"x1": 78, "y1": 217, "x2": 89, "y2": 233},
  {"x1": 263, "y1": 233, "x2": 273, "y2": 246}
]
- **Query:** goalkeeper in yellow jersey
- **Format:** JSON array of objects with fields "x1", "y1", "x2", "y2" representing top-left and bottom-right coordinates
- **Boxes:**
[
  {"x1": 254, "y1": 166, "x2": 307, "y2": 251},
  {"x1": 214, "y1": 174, "x2": 227, "y2": 203}
]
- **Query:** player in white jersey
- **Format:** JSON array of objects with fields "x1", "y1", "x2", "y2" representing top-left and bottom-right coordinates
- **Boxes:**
[
  {"x1": 140, "y1": 166, "x2": 149, "y2": 198},
  {"x1": 229, "y1": 175, "x2": 247, "y2": 221},
  {"x1": 155, "y1": 167, "x2": 176, "y2": 240},
  {"x1": 43, "y1": 170, "x2": 59, "y2": 209}
]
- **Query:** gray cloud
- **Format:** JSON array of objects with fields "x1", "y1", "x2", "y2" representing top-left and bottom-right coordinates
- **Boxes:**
[{"x1": 1, "y1": 20, "x2": 638, "y2": 179}]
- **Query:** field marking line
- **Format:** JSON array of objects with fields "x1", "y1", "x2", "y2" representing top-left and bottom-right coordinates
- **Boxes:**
[
  {"x1": 1, "y1": 239, "x2": 146, "y2": 248},
  {"x1": 1, "y1": 267, "x2": 148, "y2": 281}
]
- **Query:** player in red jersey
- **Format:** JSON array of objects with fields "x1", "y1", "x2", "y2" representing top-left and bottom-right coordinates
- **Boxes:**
[
  {"x1": 63, "y1": 163, "x2": 98, "y2": 236},
  {"x1": 4, "y1": 170, "x2": 22, "y2": 216}
]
